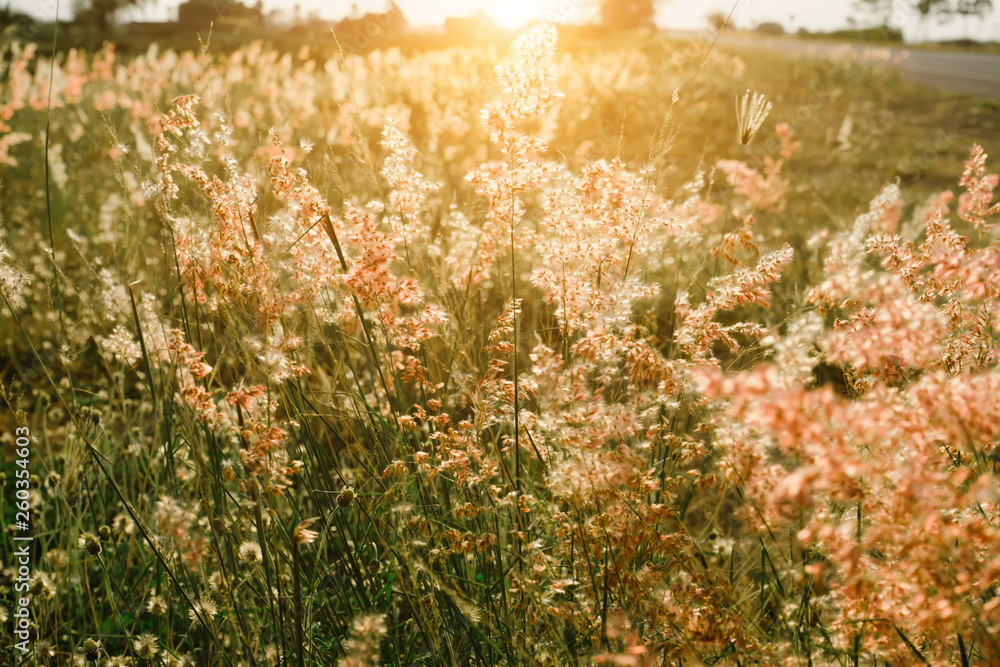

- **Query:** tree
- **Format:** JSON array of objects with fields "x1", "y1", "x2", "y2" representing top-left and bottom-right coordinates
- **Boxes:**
[
  {"x1": 853, "y1": 0, "x2": 904, "y2": 29},
  {"x1": 915, "y1": 0, "x2": 953, "y2": 19},
  {"x1": 177, "y1": 0, "x2": 264, "y2": 30},
  {"x1": 336, "y1": 1, "x2": 407, "y2": 50},
  {"x1": 707, "y1": 11, "x2": 728, "y2": 32},
  {"x1": 854, "y1": 0, "x2": 993, "y2": 31},
  {"x1": 910, "y1": 0, "x2": 951, "y2": 39},
  {"x1": 0, "y1": 4, "x2": 38, "y2": 39},
  {"x1": 755, "y1": 21, "x2": 785, "y2": 34},
  {"x1": 598, "y1": 0, "x2": 657, "y2": 31},
  {"x1": 954, "y1": 0, "x2": 993, "y2": 19},
  {"x1": 73, "y1": 0, "x2": 146, "y2": 33},
  {"x1": 954, "y1": 0, "x2": 993, "y2": 37}
]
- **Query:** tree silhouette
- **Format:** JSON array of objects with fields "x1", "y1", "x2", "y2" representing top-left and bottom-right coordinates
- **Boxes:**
[
  {"x1": 177, "y1": 0, "x2": 264, "y2": 29},
  {"x1": 954, "y1": 0, "x2": 993, "y2": 19},
  {"x1": 73, "y1": 0, "x2": 145, "y2": 33},
  {"x1": 597, "y1": 0, "x2": 658, "y2": 31},
  {"x1": 707, "y1": 11, "x2": 728, "y2": 32},
  {"x1": 854, "y1": 0, "x2": 993, "y2": 30}
]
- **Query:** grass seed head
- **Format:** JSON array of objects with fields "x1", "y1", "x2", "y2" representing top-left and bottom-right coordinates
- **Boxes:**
[{"x1": 736, "y1": 89, "x2": 772, "y2": 146}]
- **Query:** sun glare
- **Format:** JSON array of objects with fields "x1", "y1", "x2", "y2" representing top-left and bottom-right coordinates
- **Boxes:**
[{"x1": 489, "y1": 0, "x2": 538, "y2": 29}]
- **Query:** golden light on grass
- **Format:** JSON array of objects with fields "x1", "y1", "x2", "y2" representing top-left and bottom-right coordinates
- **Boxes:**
[{"x1": 4, "y1": 14, "x2": 1000, "y2": 667}]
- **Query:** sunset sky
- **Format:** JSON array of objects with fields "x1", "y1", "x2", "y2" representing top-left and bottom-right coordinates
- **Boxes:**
[{"x1": 14, "y1": 0, "x2": 1000, "y2": 42}]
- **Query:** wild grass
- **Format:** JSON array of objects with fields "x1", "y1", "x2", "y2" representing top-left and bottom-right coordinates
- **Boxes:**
[{"x1": 0, "y1": 23, "x2": 999, "y2": 666}]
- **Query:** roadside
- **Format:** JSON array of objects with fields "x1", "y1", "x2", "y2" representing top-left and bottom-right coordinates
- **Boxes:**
[{"x1": 669, "y1": 31, "x2": 1000, "y2": 101}]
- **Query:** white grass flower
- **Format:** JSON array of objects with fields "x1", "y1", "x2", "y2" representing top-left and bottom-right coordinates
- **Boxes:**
[
  {"x1": 133, "y1": 633, "x2": 159, "y2": 659},
  {"x1": 0, "y1": 241, "x2": 30, "y2": 311},
  {"x1": 28, "y1": 571, "x2": 56, "y2": 599},
  {"x1": 101, "y1": 324, "x2": 142, "y2": 365},
  {"x1": 188, "y1": 597, "x2": 218, "y2": 626},
  {"x1": 238, "y1": 540, "x2": 263, "y2": 565},
  {"x1": 837, "y1": 114, "x2": 853, "y2": 151},
  {"x1": 147, "y1": 593, "x2": 167, "y2": 616},
  {"x1": 735, "y1": 90, "x2": 772, "y2": 146}
]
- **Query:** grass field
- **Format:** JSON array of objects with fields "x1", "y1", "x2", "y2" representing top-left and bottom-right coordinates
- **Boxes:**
[{"x1": 1, "y1": 23, "x2": 1000, "y2": 666}]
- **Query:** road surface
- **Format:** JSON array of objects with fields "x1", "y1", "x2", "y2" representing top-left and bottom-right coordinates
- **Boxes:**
[{"x1": 708, "y1": 33, "x2": 1000, "y2": 101}]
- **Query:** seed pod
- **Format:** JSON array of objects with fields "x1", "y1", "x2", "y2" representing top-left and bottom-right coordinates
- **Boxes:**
[
  {"x1": 211, "y1": 518, "x2": 229, "y2": 535},
  {"x1": 83, "y1": 534, "x2": 102, "y2": 557},
  {"x1": 337, "y1": 486, "x2": 355, "y2": 508},
  {"x1": 81, "y1": 638, "x2": 100, "y2": 661}
]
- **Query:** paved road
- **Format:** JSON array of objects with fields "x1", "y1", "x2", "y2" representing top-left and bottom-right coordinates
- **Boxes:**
[{"x1": 708, "y1": 33, "x2": 1000, "y2": 101}]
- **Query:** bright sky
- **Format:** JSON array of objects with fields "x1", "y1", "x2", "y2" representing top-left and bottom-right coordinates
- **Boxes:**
[{"x1": 13, "y1": 0, "x2": 1000, "y2": 42}]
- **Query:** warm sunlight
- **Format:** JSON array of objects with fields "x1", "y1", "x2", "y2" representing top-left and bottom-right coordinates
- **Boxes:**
[
  {"x1": 487, "y1": 0, "x2": 539, "y2": 29},
  {"x1": 10, "y1": 1, "x2": 1000, "y2": 664}
]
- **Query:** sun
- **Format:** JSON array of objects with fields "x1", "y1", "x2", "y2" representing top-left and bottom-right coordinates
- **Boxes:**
[{"x1": 488, "y1": 0, "x2": 538, "y2": 29}]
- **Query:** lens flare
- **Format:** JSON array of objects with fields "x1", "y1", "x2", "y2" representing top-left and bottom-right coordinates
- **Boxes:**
[{"x1": 489, "y1": 0, "x2": 537, "y2": 29}]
